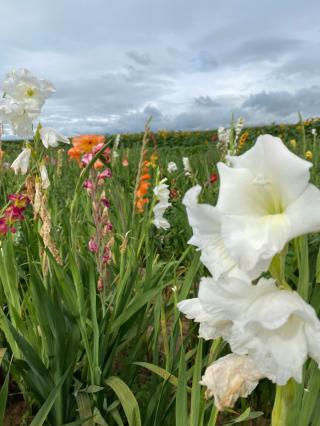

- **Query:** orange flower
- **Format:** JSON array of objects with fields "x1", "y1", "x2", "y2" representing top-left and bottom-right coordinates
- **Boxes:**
[
  {"x1": 136, "y1": 181, "x2": 150, "y2": 198},
  {"x1": 140, "y1": 173, "x2": 151, "y2": 181},
  {"x1": 93, "y1": 159, "x2": 104, "y2": 170},
  {"x1": 135, "y1": 151, "x2": 157, "y2": 213},
  {"x1": 67, "y1": 146, "x2": 81, "y2": 163},
  {"x1": 136, "y1": 197, "x2": 149, "y2": 212},
  {"x1": 72, "y1": 135, "x2": 105, "y2": 154}
]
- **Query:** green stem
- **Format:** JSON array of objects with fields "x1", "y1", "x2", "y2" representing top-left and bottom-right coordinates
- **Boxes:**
[{"x1": 272, "y1": 380, "x2": 295, "y2": 426}]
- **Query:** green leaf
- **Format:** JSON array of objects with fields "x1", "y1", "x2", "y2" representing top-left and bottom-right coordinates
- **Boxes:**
[
  {"x1": 134, "y1": 361, "x2": 180, "y2": 389},
  {"x1": 190, "y1": 339, "x2": 203, "y2": 426},
  {"x1": 105, "y1": 376, "x2": 141, "y2": 426},
  {"x1": 76, "y1": 392, "x2": 93, "y2": 426},
  {"x1": 176, "y1": 346, "x2": 188, "y2": 426},
  {"x1": 29, "y1": 364, "x2": 73, "y2": 426},
  {"x1": 0, "y1": 367, "x2": 10, "y2": 424}
]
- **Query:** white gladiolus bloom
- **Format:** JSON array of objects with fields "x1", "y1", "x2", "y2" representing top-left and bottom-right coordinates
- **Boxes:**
[
  {"x1": 178, "y1": 276, "x2": 320, "y2": 385},
  {"x1": 112, "y1": 134, "x2": 121, "y2": 158},
  {"x1": 3, "y1": 68, "x2": 55, "y2": 111},
  {"x1": 0, "y1": 100, "x2": 35, "y2": 138},
  {"x1": 153, "y1": 215, "x2": 171, "y2": 230},
  {"x1": 40, "y1": 165, "x2": 50, "y2": 189},
  {"x1": 167, "y1": 161, "x2": 178, "y2": 173},
  {"x1": 10, "y1": 148, "x2": 31, "y2": 175},
  {"x1": 216, "y1": 135, "x2": 320, "y2": 273},
  {"x1": 153, "y1": 181, "x2": 170, "y2": 203},
  {"x1": 39, "y1": 127, "x2": 70, "y2": 148},
  {"x1": 182, "y1": 157, "x2": 192, "y2": 176},
  {"x1": 200, "y1": 354, "x2": 264, "y2": 410},
  {"x1": 153, "y1": 181, "x2": 171, "y2": 230},
  {"x1": 183, "y1": 185, "x2": 269, "y2": 280},
  {"x1": 114, "y1": 134, "x2": 121, "y2": 149},
  {"x1": 311, "y1": 128, "x2": 317, "y2": 136}
]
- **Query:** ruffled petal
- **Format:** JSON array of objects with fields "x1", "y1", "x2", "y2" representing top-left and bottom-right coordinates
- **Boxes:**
[
  {"x1": 286, "y1": 184, "x2": 320, "y2": 239},
  {"x1": 228, "y1": 134, "x2": 312, "y2": 207}
]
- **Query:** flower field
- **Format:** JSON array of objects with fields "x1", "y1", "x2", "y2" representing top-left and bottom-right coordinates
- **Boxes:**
[{"x1": 1, "y1": 70, "x2": 320, "y2": 426}]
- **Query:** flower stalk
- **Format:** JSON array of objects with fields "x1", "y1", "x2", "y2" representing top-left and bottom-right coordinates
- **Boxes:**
[{"x1": 272, "y1": 379, "x2": 296, "y2": 426}]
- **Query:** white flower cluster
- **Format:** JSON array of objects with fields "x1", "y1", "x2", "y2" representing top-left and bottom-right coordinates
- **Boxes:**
[
  {"x1": 152, "y1": 180, "x2": 171, "y2": 230},
  {"x1": 182, "y1": 156, "x2": 192, "y2": 177},
  {"x1": 234, "y1": 116, "x2": 244, "y2": 143},
  {"x1": 1, "y1": 69, "x2": 70, "y2": 189},
  {"x1": 217, "y1": 127, "x2": 231, "y2": 146},
  {"x1": 167, "y1": 161, "x2": 178, "y2": 173},
  {"x1": 0, "y1": 69, "x2": 55, "y2": 138},
  {"x1": 178, "y1": 134, "x2": 320, "y2": 409},
  {"x1": 113, "y1": 134, "x2": 121, "y2": 158}
]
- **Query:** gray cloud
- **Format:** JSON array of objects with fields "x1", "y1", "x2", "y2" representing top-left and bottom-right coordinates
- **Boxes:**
[
  {"x1": 127, "y1": 51, "x2": 152, "y2": 66},
  {"x1": 0, "y1": 0, "x2": 319, "y2": 135}
]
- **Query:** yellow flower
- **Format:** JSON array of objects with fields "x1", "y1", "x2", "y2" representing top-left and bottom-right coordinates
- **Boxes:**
[
  {"x1": 305, "y1": 150, "x2": 313, "y2": 160},
  {"x1": 290, "y1": 139, "x2": 297, "y2": 149}
]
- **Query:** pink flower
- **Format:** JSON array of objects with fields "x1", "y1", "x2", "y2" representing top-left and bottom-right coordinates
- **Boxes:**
[
  {"x1": 93, "y1": 144, "x2": 112, "y2": 162},
  {"x1": 102, "y1": 246, "x2": 111, "y2": 264},
  {"x1": 98, "y1": 168, "x2": 112, "y2": 179},
  {"x1": 101, "y1": 197, "x2": 110, "y2": 208},
  {"x1": 122, "y1": 158, "x2": 129, "y2": 167},
  {"x1": 8, "y1": 194, "x2": 30, "y2": 208},
  {"x1": 88, "y1": 237, "x2": 99, "y2": 253},
  {"x1": 81, "y1": 153, "x2": 93, "y2": 167},
  {"x1": 4, "y1": 205, "x2": 25, "y2": 222},
  {"x1": 0, "y1": 218, "x2": 15, "y2": 235},
  {"x1": 104, "y1": 222, "x2": 113, "y2": 232},
  {"x1": 83, "y1": 179, "x2": 94, "y2": 190}
]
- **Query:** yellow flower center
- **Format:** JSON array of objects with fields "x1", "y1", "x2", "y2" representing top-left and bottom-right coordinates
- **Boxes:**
[{"x1": 26, "y1": 88, "x2": 35, "y2": 97}]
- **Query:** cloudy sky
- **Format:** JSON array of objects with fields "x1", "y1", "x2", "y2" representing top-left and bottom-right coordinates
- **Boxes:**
[{"x1": 1, "y1": 0, "x2": 320, "y2": 135}]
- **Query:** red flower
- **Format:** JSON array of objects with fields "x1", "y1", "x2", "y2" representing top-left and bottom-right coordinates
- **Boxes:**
[{"x1": 210, "y1": 173, "x2": 218, "y2": 184}]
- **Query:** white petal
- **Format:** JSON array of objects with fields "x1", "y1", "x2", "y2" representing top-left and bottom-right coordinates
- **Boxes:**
[
  {"x1": 221, "y1": 213, "x2": 290, "y2": 273},
  {"x1": 200, "y1": 354, "x2": 264, "y2": 410},
  {"x1": 286, "y1": 184, "x2": 320, "y2": 239},
  {"x1": 228, "y1": 134, "x2": 312, "y2": 207}
]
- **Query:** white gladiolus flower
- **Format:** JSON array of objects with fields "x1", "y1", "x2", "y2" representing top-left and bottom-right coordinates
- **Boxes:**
[
  {"x1": 0, "y1": 100, "x2": 35, "y2": 138},
  {"x1": 153, "y1": 181, "x2": 170, "y2": 203},
  {"x1": 167, "y1": 161, "x2": 178, "y2": 173},
  {"x1": 153, "y1": 180, "x2": 171, "y2": 230},
  {"x1": 112, "y1": 134, "x2": 121, "y2": 158},
  {"x1": 114, "y1": 134, "x2": 121, "y2": 149},
  {"x1": 178, "y1": 276, "x2": 320, "y2": 385},
  {"x1": 39, "y1": 127, "x2": 70, "y2": 148},
  {"x1": 311, "y1": 128, "x2": 317, "y2": 136},
  {"x1": 183, "y1": 185, "x2": 269, "y2": 280},
  {"x1": 200, "y1": 354, "x2": 264, "y2": 410},
  {"x1": 153, "y1": 215, "x2": 171, "y2": 230},
  {"x1": 10, "y1": 148, "x2": 31, "y2": 175},
  {"x1": 3, "y1": 68, "x2": 55, "y2": 111},
  {"x1": 40, "y1": 165, "x2": 50, "y2": 189},
  {"x1": 0, "y1": 69, "x2": 55, "y2": 137},
  {"x1": 182, "y1": 157, "x2": 192, "y2": 176},
  {"x1": 216, "y1": 135, "x2": 320, "y2": 273}
]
